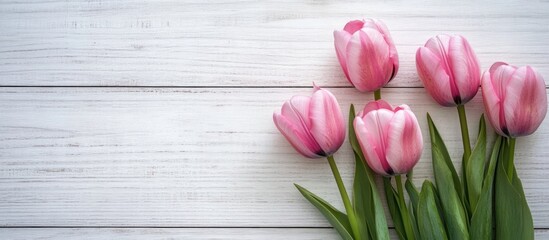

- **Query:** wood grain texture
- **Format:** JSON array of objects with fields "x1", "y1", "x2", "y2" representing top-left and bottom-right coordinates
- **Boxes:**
[
  {"x1": 0, "y1": 0, "x2": 548, "y2": 87},
  {"x1": 2, "y1": 0, "x2": 549, "y2": 238},
  {"x1": 1, "y1": 87, "x2": 548, "y2": 228},
  {"x1": 0, "y1": 228, "x2": 548, "y2": 240},
  {"x1": 0, "y1": 228, "x2": 362, "y2": 240}
]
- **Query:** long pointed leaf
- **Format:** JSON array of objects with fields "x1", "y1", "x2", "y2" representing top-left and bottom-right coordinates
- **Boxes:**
[
  {"x1": 407, "y1": 196, "x2": 421, "y2": 240},
  {"x1": 465, "y1": 115, "x2": 487, "y2": 213},
  {"x1": 427, "y1": 114, "x2": 469, "y2": 240},
  {"x1": 353, "y1": 154, "x2": 373, "y2": 240},
  {"x1": 295, "y1": 184, "x2": 354, "y2": 240},
  {"x1": 470, "y1": 136, "x2": 502, "y2": 240},
  {"x1": 417, "y1": 180, "x2": 448, "y2": 240},
  {"x1": 349, "y1": 104, "x2": 389, "y2": 240},
  {"x1": 494, "y1": 139, "x2": 534, "y2": 240},
  {"x1": 383, "y1": 178, "x2": 405, "y2": 240},
  {"x1": 405, "y1": 179, "x2": 420, "y2": 215},
  {"x1": 405, "y1": 179, "x2": 421, "y2": 240}
]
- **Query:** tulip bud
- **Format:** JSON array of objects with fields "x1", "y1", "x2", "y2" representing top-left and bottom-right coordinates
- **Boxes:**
[
  {"x1": 273, "y1": 85, "x2": 345, "y2": 158},
  {"x1": 334, "y1": 19, "x2": 399, "y2": 92},
  {"x1": 416, "y1": 34, "x2": 480, "y2": 106},
  {"x1": 354, "y1": 100, "x2": 423, "y2": 176},
  {"x1": 481, "y1": 62, "x2": 547, "y2": 138}
]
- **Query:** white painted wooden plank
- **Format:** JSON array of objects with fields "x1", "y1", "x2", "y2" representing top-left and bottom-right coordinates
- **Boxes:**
[
  {"x1": 0, "y1": 0, "x2": 547, "y2": 87},
  {"x1": 1, "y1": 87, "x2": 548, "y2": 228},
  {"x1": 0, "y1": 228, "x2": 547, "y2": 240},
  {"x1": 0, "y1": 228, "x2": 348, "y2": 240}
]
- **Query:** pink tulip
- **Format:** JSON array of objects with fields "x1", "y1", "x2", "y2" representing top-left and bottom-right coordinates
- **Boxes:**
[
  {"x1": 334, "y1": 19, "x2": 399, "y2": 92},
  {"x1": 481, "y1": 62, "x2": 547, "y2": 137},
  {"x1": 416, "y1": 34, "x2": 480, "y2": 106},
  {"x1": 273, "y1": 85, "x2": 345, "y2": 158},
  {"x1": 354, "y1": 100, "x2": 423, "y2": 176}
]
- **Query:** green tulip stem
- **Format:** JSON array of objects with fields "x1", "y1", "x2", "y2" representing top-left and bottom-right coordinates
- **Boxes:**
[
  {"x1": 396, "y1": 175, "x2": 416, "y2": 240},
  {"x1": 374, "y1": 89, "x2": 381, "y2": 100},
  {"x1": 507, "y1": 137, "x2": 517, "y2": 181},
  {"x1": 327, "y1": 155, "x2": 361, "y2": 240},
  {"x1": 457, "y1": 104, "x2": 472, "y2": 159}
]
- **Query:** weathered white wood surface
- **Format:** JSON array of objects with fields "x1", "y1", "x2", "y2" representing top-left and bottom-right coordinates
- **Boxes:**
[
  {"x1": 2, "y1": 228, "x2": 549, "y2": 239},
  {"x1": 0, "y1": 0, "x2": 548, "y2": 87},
  {"x1": 1, "y1": 0, "x2": 548, "y2": 239},
  {"x1": 0, "y1": 88, "x2": 548, "y2": 230}
]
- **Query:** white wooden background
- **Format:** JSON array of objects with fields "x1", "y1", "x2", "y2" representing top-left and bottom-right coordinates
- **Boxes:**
[{"x1": 1, "y1": 0, "x2": 548, "y2": 239}]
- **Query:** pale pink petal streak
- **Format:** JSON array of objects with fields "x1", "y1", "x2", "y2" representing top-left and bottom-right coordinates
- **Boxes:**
[
  {"x1": 504, "y1": 66, "x2": 548, "y2": 137},
  {"x1": 273, "y1": 112, "x2": 322, "y2": 158},
  {"x1": 354, "y1": 117, "x2": 387, "y2": 175},
  {"x1": 448, "y1": 35, "x2": 480, "y2": 103},
  {"x1": 481, "y1": 71, "x2": 505, "y2": 136},
  {"x1": 416, "y1": 47, "x2": 454, "y2": 106},
  {"x1": 346, "y1": 30, "x2": 390, "y2": 92},
  {"x1": 385, "y1": 110, "x2": 423, "y2": 174},
  {"x1": 362, "y1": 99, "x2": 393, "y2": 115},
  {"x1": 334, "y1": 30, "x2": 352, "y2": 81},
  {"x1": 359, "y1": 109, "x2": 394, "y2": 175},
  {"x1": 309, "y1": 89, "x2": 345, "y2": 155}
]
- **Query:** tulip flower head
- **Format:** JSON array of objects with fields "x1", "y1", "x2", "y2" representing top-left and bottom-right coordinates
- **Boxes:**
[
  {"x1": 481, "y1": 62, "x2": 547, "y2": 138},
  {"x1": 416, "y1": 34, "x2": 480, "y2": 106},
  {"x1": 273, "y1": 85, "x2": 346, "y2": 158},
  {"x1": 334, "y1": 19, "x2": 399, "y2": 92},
  {"x1": 354, "y1": 100, "x2": 423, "y2": 176}
]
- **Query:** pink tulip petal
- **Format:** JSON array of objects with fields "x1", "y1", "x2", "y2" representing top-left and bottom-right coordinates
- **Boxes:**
[
  {"x1": 491, "y1": 63, "x2": 518, "y2": 134},
  {"x1": 484, "y1": 63, "x2": 547, "y2": 137},
  {"x1": 281, "y1": 99, "x2": 308, "y2": 130},
  {"x1": 424, "y1": 35, "x2": 450, "y2": 55},
  {"x1": 385, "y1": 110, "x2": 423, "y2": 174},
  {"x1": 503, "y1": 66, "x2": 548, "y2": 137},
  {"x1": 448, "y1": 36, "x2": 480, "y2": 103},
  {"x1": 394, "y1": 104, "x2": 411, "y2": 112},
  {"x1": 481, "y1": 70, "x2": 505, "y2": 136},
  {"x1": 424, "y1": 34, "x2": 451, "y2": 58},
  {"x1": 309, "y1": 89, "x2": 345, "y2": 155},
  {"x1": 346, "y1": 30, "x2": 391, "y2": 92},
  {"x1": 359, "y1": 109, "x2": 395, "y2": 175},
  {"x1": 491, "y1": 63, "x2": 517, "y2": 98},
  {"x1": 354, "y1": 117, "x2": 388, "y2": 175},
  {"x1": 369, "y1": 19, "x2": 396, "y2": 49},
  {"x1": 288, "y1": 95, "x2": 313, "y2": 129},
  {"x1": 416, "y1": 47, "x2": 455, "y2": 106},
  {"x1": 489, "y1": 62, "x2": 509, "y2": 76},
  {"x1": 361, "y1": 99, "x2": 393, "y2": 116},
  {"x1": 343, "y1": 19, "x2": 365, "y2": 34},
  {"x1": 280, "y1": 101, "x2": 324, "y2": 155},
  {"x1": 273, "y1": 111, "x2": 323, "y2": 158},
  {"x1": 334, "y1": 30, "x2": 352, "y2": 81},
  {"x1": 368, "y1": 19, "x2": 399, "y2": 79}
]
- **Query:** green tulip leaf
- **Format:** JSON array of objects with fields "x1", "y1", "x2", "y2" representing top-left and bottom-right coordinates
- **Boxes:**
[
  {"x1": 465, "y1": 115, "x2": 487, "y2": 213},
  {"x1": 494, "y1": 139, "x2": 534, "y2": 240},
  {"x1": 405, "y1": 179, "x2": 420, "y2": 216},
  {"x1": 383, "y1": 178, "x2": 406, "y2": 240},
  {"x1": 417, "y1": 180, "x2": 448, "y2": 240},
  {"x1": 426, "y1": 113, "x2": 469, "y2": 240},
  {"x1": 405, "y1": 178, "x2": 421, "y2": 240},
  {"x1": 349, "y1": 104, "x2": 389, "y2": 240},
  {"x1": 294, "y1": 184, "x2": 354, "y2": 240},
  {"x1": 470, "y1": 136, "x2": 502, "y2": 240}
]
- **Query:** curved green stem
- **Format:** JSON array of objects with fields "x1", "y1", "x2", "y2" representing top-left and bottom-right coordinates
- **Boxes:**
[
  {"x1": 374, "y1": 89, "x2": 381, "y2": 100},
  {"x1": 507, "y1": 137, "x2": 516, "y2": 181},
  {"x1": 327, "y1": 155, "x2": 361, "y2": 240},
  {"x1": 457, "y1": 105, "x2": 471, "y2": 159},
  {"x1": 396, "y1": 175, "x2": 415, "y2": 240}
]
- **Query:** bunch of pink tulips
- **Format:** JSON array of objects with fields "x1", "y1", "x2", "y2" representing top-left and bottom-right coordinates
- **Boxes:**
[{"x1": 273, "y1": 19, "x2": 546, "y2": 240}]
